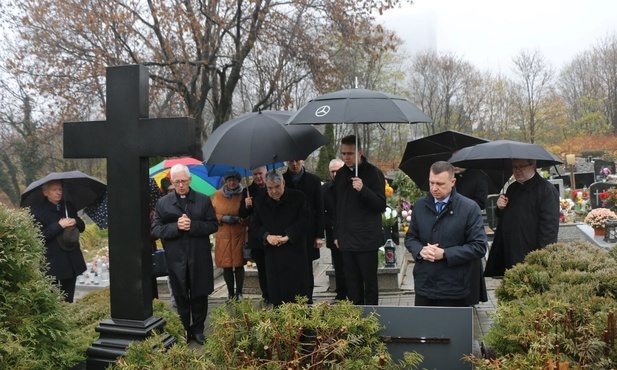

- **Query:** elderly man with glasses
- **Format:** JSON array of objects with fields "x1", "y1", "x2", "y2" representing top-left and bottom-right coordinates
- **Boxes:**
[
  {"x1": 152, "y1": 163, "x2": 218, "y2": 345},
  {"x1": 484, "y1": 158, "x2": 560, "y2": 277}
]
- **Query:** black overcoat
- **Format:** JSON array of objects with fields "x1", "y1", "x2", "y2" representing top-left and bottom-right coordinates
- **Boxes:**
[
  {"x1": 484, "y1": 173, "x2": 560, "y2": 277},
  {"x1": 250, "y1": 189, "x2": 310, "y2": 306},
  {"x1": 152, "y1": 190, "x2": 218, "y2": 298},
  {"x1": 30, "y1": 199, "x2": 87, "y2": 280},
  {"x1": 455, "y1": 169, "x2": 489, "y2": 210},
  {"x1": 333, "y1": 157, "x2": 386, "y2": 252},
  {"x1": 283, "y1": 168, "x2": 324, "y2": 260}
]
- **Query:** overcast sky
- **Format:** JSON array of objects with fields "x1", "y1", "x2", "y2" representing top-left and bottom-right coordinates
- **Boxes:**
[{"x1": 376, "y1": 0, "x2": 617, "y2": 74}]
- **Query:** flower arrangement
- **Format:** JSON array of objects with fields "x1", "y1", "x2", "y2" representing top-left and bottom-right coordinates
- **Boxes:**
[
  {"x1": 399, "y1": 200, "x2": 412, "y2": 232},
  {"x1": 584, "y1": 208, "x2": 617, "y2": 229},
  {"x1": 382, "y1": 206, "x2": 398, "y2": 227},
  {"x1": 600, "y1": 187, "x2": 617, "y2": 209},
  {"x1": 599, "y1": 167, "x2": 612, "y2": 176}
]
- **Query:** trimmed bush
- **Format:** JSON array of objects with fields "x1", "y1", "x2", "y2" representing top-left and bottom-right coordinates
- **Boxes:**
[{"x1": 467, "y1": 241, "x2": 617, "y2": 369}]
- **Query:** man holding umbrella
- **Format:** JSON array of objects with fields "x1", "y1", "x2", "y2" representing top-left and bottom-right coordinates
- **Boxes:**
[
  {"x1": 30, "y1": 180, "x2": 86, "y2": 303},
  {"x1": 334, "y1": 135, "x2": 386, "y2": 306},
  {"x1": 484, "y1": 158, "x2": 560, "y2": 277}
]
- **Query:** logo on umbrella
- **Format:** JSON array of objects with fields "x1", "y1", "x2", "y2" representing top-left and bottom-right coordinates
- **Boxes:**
[{"x1": 315, "y1": 105, "x2": 330, "y2": 117}]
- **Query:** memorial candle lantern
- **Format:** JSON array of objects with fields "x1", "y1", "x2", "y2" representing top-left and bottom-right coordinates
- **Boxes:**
[
  {"x1": 604, "y1": 219, "x2": 617, "y2": 243},
  {"x1": 384, "y1": 239, "x2": 396, "y2": 268}
]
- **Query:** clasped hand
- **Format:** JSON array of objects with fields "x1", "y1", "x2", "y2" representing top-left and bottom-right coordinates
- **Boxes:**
[
  {"x1": 177, "y1": 214, "x2": 191, "y2": 231},
  {"x1": 420, "y1": 243, "x2": 444, "y2": 262},
  {"x1": 59, "y1": 217, "x2": 76, "y2": 228},
  {"x1": 266, "y1": 234, "x2": 289, "y2": 246}
]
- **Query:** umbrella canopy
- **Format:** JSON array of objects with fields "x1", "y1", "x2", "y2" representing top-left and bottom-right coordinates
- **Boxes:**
[
  {"x1": 202, "y1": 110, "x2": 328, "y2": 170},
  {"x1": 398, "y1": 130, "x2": 489, "y2": 191},
  {"x1": 149, "y1": 157, "x2": 219, "y2": 195},
  {"x1": 286, "y1": 88, "x2": 431, "y2": 175},
  {"x1": 20, "y1": 170, "x2": 107, "y2": 210},
  {"x1": 84, "y1": 178, "x2": 163, "y2": 229},
  {"x1": 203, "y1": 163, "x2": 285, "y2": 178},
  {"x1": 286, "y1": 88, "x2": 432, "y2": 125},
  {"x1": 448, "y1": 140, "x2": 563, "y2": 190}
]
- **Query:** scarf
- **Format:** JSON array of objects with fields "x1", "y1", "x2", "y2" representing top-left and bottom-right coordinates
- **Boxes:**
[{"x1": 222, "y1": 183, "x2": 244, "y2": 199}]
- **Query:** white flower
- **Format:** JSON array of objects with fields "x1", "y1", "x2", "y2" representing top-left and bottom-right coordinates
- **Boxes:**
[
  {"x1": 402, "y1": 210, "x2": 409, "y2": 218},
  {"x1": 406, "y1": 215, "x2": 412, "y2": 222}
]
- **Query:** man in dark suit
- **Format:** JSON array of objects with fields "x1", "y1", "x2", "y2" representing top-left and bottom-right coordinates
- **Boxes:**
[
  {"x1": 30, "y1": 180, "x2": 87, "y2": 303},
  {"x1": 323, "y1": 158, "x2": 347, "y2": 301},
  {"x1": 283, "y1": 159, "x2": 324, "y2": 303}
]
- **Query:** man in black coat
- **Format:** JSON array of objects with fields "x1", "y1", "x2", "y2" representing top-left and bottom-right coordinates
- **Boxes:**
[
  {"x1": 405, "y1": 161, "x2": 487, "y2": 307},
  {"x1": 238, "y1": 166, "x2": 269, "y2": 304},
  {"x1": 323, "y1": 158, "x2": 347, "y2": 301},
  {"x1": 30, "y1": 180, "x2": 86, "y2": 303},
  {"x1": 334, "y1": 135, "x2": 386, "y2": 306},
  {"x1": 152, "y1": 164, "x2": 218, "y2": 345},
  {"x1": 484, "y1": 158, "x2": 560, "y2": 277},
  {"x1": 453, "y1": 165, "x2": 490, "y2": 306},
  {"x1": 283, "y1": 159, "x2": 324, "y2": 302},
  {"x1": 250, "y1": 171, "x2": 310, "y2": 307}
]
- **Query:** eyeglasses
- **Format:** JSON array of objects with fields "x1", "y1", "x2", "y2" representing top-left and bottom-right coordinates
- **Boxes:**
[
  {"x1": 172, "y1": 179, "x2": 190, "y2": 186},
  {"x1": 512, "y1": 164, "x2": 532, "y2": 171}
]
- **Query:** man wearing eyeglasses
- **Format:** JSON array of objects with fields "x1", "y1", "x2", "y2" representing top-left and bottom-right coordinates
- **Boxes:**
[
  {"x1": 484, "y1": 158, "x2": 560, "y2": 277},
  {"x1": 152, "y1": 163, "x2": 218, "y2": 345}
]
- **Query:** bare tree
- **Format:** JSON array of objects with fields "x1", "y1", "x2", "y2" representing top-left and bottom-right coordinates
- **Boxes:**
[{"x1": 510, "y1": 49, "x2": 555, "y2": 143}]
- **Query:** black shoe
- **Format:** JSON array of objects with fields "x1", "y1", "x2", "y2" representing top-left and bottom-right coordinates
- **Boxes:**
[
  {"x1": 226, "y1": 294, "x2": 234, "y2": 303},
  {"x1": 235, "y1": 293, "x2": 243, "y2": 301},
  {"x1": 192, "y1": 333, "x2": 205, "y2": 345}
]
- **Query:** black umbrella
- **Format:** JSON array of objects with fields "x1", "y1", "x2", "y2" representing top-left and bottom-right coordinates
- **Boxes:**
[
  {"x1": 448, "y1": 140, "x2": 563, "y2": 191},
  {"x1": 202, "y1": 110, "x2": 328, "y2": 170},
  {"x1": 20, "y1": 170, "x2": 107, "y2": 210},
  {"x1": 398, "y1": 130, "x2": 489, "y2": 191},
  {"x1": 286, "y1": 88, "x2": 432, "y2": 175},
  {"x1": 84, "y1": 178, "x2": 163, "y2": 229}
]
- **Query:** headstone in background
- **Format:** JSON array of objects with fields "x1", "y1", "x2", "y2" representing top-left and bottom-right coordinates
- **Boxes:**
[
  {"x1": 485, "y1": 195, "x2": 499, "y2": 231},
  {"x1": 548, "y1": 179, "x2": 564, "y2": 199},
  {"x1": 574, "y1": 172, "x2": 596, "y2": 189},
  {"x1": 593, "y1": 159, "x2": 615, "y2": 182},
  {"x1": 588, "y1": 182, "x2": 615, "y2": 209}
]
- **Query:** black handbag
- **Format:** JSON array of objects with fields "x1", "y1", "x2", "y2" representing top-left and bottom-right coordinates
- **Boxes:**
[
  {"x1": 242, "y1": 226, "x2": 253, "y2": 262},
  {"x1": 151, "y1": 250, "x2": 168, "y2": 277}
]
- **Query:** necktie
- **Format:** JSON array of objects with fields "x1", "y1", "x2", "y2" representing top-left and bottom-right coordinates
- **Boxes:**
[{"x1": 436, "y1": 201, "x2": 445, "y2": 214}]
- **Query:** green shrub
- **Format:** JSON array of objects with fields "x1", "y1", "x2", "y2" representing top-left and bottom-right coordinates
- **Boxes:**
[
  {"x1": 0, "y1": 204, "x2": 83, "y2": 369},
  {"x1": 467, "y1": 241, "x2": 617, "y2": 369},
  {"x1": 116, "y1": 299, "x2": 425, "y2": 369}
]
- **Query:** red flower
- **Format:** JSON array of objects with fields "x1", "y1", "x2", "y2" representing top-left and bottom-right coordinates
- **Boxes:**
[
  {"x1": 582, "y1": 191, "x2": 589, "y2": 199},
  {"x1": 572, "y1": 190, "x2": 579, "y2": 199},
  {"x1": 600, "y1": 191, "x2": 610, "y2": 200}
]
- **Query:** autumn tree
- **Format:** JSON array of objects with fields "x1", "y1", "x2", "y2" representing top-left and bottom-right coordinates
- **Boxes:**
[{"x1": 4, "y1": 0, "x2": 411, "y2": 160}]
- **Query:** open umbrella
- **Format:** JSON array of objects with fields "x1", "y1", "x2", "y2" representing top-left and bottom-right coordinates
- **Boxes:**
[
  {"x1": 398, "y1": 130, "x2": 489, "y2": 191},
  {"x1": 20, "y1": 170, "x2": 107, "y2": 210},
  {"x1": 202, "y1": 110, "x2": 328, "y2": 171},
  {"x1": 448, "y1": 140, "x2": 563, "y2": 191},
  {"x1": 286, "y1": 88, "x2": 431, "y2": 175},
  {"x1": 149, "y1": 157, "x2": 219, "y2": 195},
  {"x1": 84, "y1": 178, "x2": 163, "y2": 229}
]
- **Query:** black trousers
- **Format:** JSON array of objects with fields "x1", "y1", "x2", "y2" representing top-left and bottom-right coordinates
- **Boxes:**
[
  {"x1": 415, "y1": 294, "x2": 468, "y2": 307},
  {"x1": 55, "y1": 277, "x2": 77, "y2": 303},
  {"x1": 174, "y1": 269, "x2": 208, "y2": 335},
  {"x1": 251, "y1": 248, "x2": 269, "y2": 301},
  {"x1": 325, "y1": 227, "x2": 347, "y2": 300},
  {"x1": 342, "y1": 250, "x2": 378, "y2": 305}
]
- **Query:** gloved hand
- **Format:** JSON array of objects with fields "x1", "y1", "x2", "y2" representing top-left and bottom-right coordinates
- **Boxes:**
[{"x1": 221, "y1": 215, "x2": 240, "y2": 224}]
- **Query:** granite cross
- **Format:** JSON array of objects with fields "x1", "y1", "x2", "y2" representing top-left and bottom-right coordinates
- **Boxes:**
[{"x1": 64, "y1": 64, "x2": 195, "y2": 368}]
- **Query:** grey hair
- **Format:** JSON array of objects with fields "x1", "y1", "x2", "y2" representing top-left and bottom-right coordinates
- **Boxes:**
[
  {"x1": 265, "y1": 170, "x2": 284, "y2": 183},
  {"x1": 170, "y1": 163, "x2": 191, "y2": 179},
  {"x1": 42, "y1": 180, "x2": 62, "y2": 191},
  {"x1": 329, "y1": 158, "x2": 344, "y2": 167}
]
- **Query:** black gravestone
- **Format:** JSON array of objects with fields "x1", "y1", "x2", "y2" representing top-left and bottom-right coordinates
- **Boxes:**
[
  {"x1": 64, "y1": 65, "x2": 196, "y2": 369},
  {"x1": 589, "y1": 182, "x2": 616, "y2": 209},
  {"x1": 362, "y1": 306, "x2": 473, "y2": 369},
  {"x1": 594, "y1": 159, "x2": 615, "y2": 181}
]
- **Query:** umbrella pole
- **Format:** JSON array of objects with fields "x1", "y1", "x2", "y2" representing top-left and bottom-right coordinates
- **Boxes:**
[{"x1": 354, "y1": 124, "x2": 358, "y2": 177}]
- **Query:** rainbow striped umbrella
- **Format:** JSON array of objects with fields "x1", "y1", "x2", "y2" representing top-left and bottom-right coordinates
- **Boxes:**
[{"x1": 149, "y1": 157, "x2": 219, "y2": 195}]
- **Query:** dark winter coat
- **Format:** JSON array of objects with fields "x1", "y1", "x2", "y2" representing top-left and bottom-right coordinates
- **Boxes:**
[
  {"x1": 484, "y1": 173, "x2": 559, "y2": 277},
  {"x1": 283, "y1": 168, "x2": 324, "y2": 260},
  {"x1": 322, "y1": 180, "x2": 336, "y2": 249},
  {"x1": 30, "y1": 199, "x2": 87, "y2": 280},
  {"x1": 239, "y1": 182, "x2": 267, "y2": 251},
  {"x1": 333, "y1": 157, "x2": 386, "y2": 252},
  {"x1": 455, "y1": 169, "x2": 489, "y2": 210},
  {"x1": 250, "y1": 188, "x2": 310, "y2": 306},
  {"x1": 152, "y1": 190, "x2": 218, "y2": 298},
  {"x1": 405, "y1": 188, "x2": 487, "y2": 300}
]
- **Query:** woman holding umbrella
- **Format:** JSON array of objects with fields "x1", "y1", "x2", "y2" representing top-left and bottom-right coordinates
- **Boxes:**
[
  {"x1": 211, "y1": 170, "x2": 247, "y2": 301},
  {"x1": 29, "y1": 180, "x2": 86, "y2": 303}
]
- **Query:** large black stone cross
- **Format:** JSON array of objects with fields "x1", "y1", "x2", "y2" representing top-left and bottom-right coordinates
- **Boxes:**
[{"x1": 64, "y1": 64, "x2": 195, "y2": 369}]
